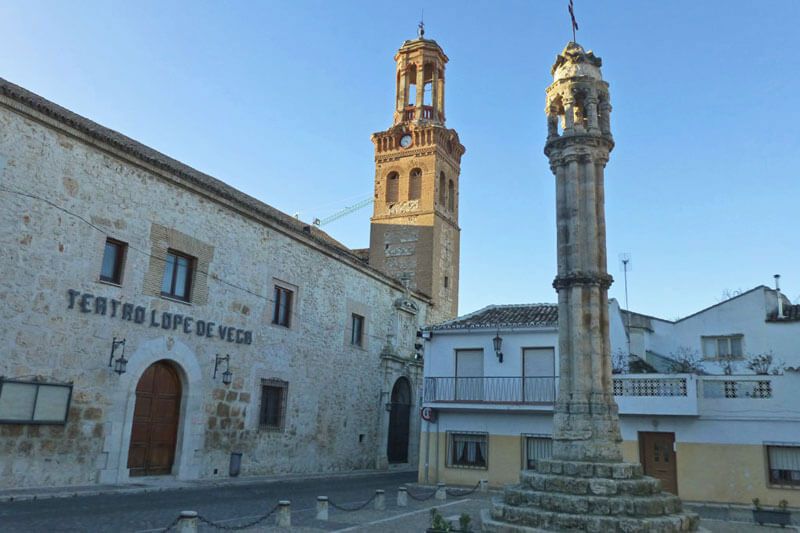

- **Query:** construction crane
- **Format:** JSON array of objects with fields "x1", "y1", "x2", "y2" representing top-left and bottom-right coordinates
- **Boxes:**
[{"x1": 312, "y1": 196, "x2": 372, "y2": 227}]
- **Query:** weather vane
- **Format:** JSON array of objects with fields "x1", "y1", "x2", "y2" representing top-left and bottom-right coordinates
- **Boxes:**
[
  {"x1": 418, "y1": 10, "x2": 425, "y2": 38},
  {"x1": 568, "y1": 0, "x2": 579, "y2": 43}
]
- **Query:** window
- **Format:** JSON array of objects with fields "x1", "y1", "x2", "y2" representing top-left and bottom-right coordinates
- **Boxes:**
[
  {"x1": 701, "y1": 335, "x2": 744, "y2": 359},
  {"x1": 438, "y1": 172, "x2": 446, "y2": 204},
  {"x1": 272, "y1": 285, "x2": 293, "y2": 327},
  {"x1": 448, "y1": 179, "x2": 455, "y2": 211},
  {"x1": 100, "y1": 238, "x2": 126, "y2": 284},
  {"x1": 767, "y1": 445, "x2": 800, "y2": 487},
  {"x1": 523, "y1": 435, "x2": 553, "y2": 469},
  {"x1": 455, "y1": 349, "x2": 484, "y2": 401},
  {"x1": 448, "y1": 432, "x2": 488, "y2": 469},
  {"x1": 409, "y1": 168, "x2": 422, "y2": 200},
  {"x1": 259, "y1": 379, "x2": 288, "y2": 431},
  {"x1": 444, "y1": 276, "x2": 449, "y2": 289},
  {"x1": 0, "y1": 378, "x2": 72, "y2": 425},
  {"x1": 386, "y1": 172, "x2": 399, "y2": 203},
  {"x1": 351, "y1": 313, "x2": 364, "y2": 347},
  {"x1": 161, "y1": 250, "x2": 194, "y2": 301}
]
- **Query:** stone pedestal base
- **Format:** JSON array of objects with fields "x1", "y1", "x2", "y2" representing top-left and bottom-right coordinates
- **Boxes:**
[{"x1": 481, "y1": 459, "x2": 699, "y2": 532}]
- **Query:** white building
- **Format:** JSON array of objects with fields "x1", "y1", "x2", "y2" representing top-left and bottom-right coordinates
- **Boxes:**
[{"x1": 418, "y1": 300, "x2": 800, "y2": 507}]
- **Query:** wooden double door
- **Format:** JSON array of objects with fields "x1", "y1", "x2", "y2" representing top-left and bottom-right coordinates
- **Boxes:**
[
  {"x1": 639, "y1": 432, "x2": 678, "y2": 494},
  {"x1": 127, "y1": 361, "x2": 182, "y2": 476}
]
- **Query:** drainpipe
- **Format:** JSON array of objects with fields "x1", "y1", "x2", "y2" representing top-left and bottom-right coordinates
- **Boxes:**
[
  {"x1": 424, "y1": 419, "x2": 430, "y2": 483},
  {"x1": 434, "y1": 418, "x2": 440, "y2": 483},
  {"x1": 775, "y1": 274, "x2": 784, "y2": 319}
]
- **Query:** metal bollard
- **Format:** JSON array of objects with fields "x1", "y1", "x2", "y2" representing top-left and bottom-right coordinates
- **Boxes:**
[
  {"x1": 316, "y1": 496, "x2": 329, "y2": 521},
  {"x1": 480, "y1": 479, "x2": 488, "y2": 493},
  {"x1": 276, "y1": 500, "x2": 291, "y2": 527},
  {"x1": 176, "y1": 510, "x2": 198, "y2": 533},
  {"x1": 435, "y1": 482, "x2": 447, "y2": 501},
  {"x1": 374, "y1": 489, "x2": 385, "y2": 511},
  {"x1": 397, "y1": 486, "x2": 408, "y2": 507}
]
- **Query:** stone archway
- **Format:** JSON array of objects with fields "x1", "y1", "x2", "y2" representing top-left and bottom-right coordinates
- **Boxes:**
[
  {"x1": 387, "y1": 377, "x2": 411, "y2": 463},
  {"x1": 127, "y1": 360, "x2": 182, "y2": 476}
]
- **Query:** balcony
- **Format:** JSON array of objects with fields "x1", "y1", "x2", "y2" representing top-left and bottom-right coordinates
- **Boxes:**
[
  {"x1": 422, "y1": 374, "x2": 796, "y2": 419},
  {"x1": 423, "y1": 374, "x2": 698, "y2": 415},
  {"x1": 402, "y1": 105, "x2": 436, "y2": 122}
]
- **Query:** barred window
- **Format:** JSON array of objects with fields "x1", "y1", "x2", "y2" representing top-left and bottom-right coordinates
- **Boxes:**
[
  {"x1": 523, "y1": 434, "x2": 552, "y2": 469},
  {"x1": 767, "y1": 444, "x2": 800, "y2": 487},
  {"x1": 448, "y1": 432, "x2": 487, "y2": 469},
  {"x1": 260, "y1": 379, "x2": 288, "y2": 431}
]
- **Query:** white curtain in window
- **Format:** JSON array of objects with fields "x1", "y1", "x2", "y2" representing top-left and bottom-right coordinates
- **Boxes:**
[
  {"x1": 769, "y1": 446, "x2": 800, "y2": 471},
  {"x1": 466, "y1": 441, "x2": 477, "y2": 463},
  {"x1": 527, "y1": 437, "x2": 553, "y2": 464},
  {"x1": 456, "y1": 438, "x2": 466, "y2": 462},
  {"x1": 477, "y1": 438, "x2": 487, "y2": 463}
]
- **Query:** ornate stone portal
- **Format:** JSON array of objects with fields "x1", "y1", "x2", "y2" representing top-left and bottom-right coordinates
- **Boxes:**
[{"x1": 481, "y1": 43, "x2": 699, "y2": 532}]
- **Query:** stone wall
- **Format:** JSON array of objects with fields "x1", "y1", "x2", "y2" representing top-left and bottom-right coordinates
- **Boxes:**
[{"x1": 0, "y1": 91, "x2": 428, "y2": 489}]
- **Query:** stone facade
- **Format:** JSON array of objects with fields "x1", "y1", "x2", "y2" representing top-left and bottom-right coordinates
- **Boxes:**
[
  {"x1": 368, "y1": 31, "x2": 464, "y2": 324},
  {"x1": 0, "y1": 75, "x2": 428, "y2": 489},
  {"x1": 482, "y1": 43, "x2": 698, "y2": 532}
]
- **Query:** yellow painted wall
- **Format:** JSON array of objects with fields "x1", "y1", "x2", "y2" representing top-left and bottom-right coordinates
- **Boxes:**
[{"x1": 418, "y1": 432, "x2": 800, "y2": 506}]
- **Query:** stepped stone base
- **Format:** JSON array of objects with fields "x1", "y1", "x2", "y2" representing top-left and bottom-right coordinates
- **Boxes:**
[{"x1": 481, "y1": 459, "x2": 699, "y2": 532}]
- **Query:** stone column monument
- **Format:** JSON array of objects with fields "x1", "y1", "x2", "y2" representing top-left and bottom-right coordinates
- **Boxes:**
[{"x1": 482, "y1": 42, "x2": 699, "y2": 532}]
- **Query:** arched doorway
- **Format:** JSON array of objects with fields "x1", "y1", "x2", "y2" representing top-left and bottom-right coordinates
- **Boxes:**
[
  {"x1": 387, "y1": 377, "x2": 411, "y2": 463},
  {"x1": 127, "y1": 360, "x2": 182, "y2": 476}
]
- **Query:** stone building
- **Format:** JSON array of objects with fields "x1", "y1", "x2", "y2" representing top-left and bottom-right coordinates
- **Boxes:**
[
  {"x1": 366, "y1": 24, "x2": 465, "y2": 325},
  {"x1": 0, "y1": 31, "x2": 457, "y2": 489}
]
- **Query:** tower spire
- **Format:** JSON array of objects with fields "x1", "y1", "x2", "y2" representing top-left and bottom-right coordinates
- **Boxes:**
[{"x1": 418, "y1": 11, "x2": 425, "y2": 38}]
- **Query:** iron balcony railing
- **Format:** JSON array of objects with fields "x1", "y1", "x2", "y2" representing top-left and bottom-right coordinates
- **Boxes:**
[{"x1": 423, "y1": 376, "x2": 559, "y2": 404}]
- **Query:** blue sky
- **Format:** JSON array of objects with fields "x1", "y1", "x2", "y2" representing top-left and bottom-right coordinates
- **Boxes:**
[{"x1": 2, "y1": 1, "x2": 798, "y2": 320}]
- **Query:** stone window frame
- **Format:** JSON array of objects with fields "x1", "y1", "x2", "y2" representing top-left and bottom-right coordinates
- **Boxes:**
[
  {"x1": 446, "y1": 431, "x2": 488, "y2": 470},
  {"x1": 271, "y1": 279, "x2": 297, "y2": 329},
  {"x1": 99, "y1": 237, "x2": 127, "y2": 286},
  {"x1": 764, "y1": 442, "x2": 800, "y2": 489},
  {"x1": 344, "y1": 299, "x2": 370, "y2": 351},
  {"x1": 259, "y1": 378, "x2": 288, "y2": 432},
  {"x1": 160, "y1": 249, "x2": 195, "y2": 303},
  {"x1": 521, "y1": 433, "x2": 553, "y2": 470},
  {"x1": 701, "y1": 334, "x2": 744, "y2": 361},
  {"x1": 144, "y1": 223, "x2": 214, "y2": 306}
]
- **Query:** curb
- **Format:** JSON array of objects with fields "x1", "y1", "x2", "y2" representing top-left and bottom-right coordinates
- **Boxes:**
[{"x1": 0, "y1": 467, "x2": 418, "y2": 504}]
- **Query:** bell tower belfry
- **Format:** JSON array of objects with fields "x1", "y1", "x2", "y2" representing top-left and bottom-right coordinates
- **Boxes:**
[{"x1": 369, "y1": 25, "x2": 465, "y2": 324}]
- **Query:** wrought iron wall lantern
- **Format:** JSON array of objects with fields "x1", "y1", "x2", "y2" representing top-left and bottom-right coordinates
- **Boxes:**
[
  {"x1": 214, "y1": 354, "x2": 232, "y2": 385},
  {"x1": 493, "y1": 327, "x2": 503, "y2": 363},
  {"x1": 109, "y1": 337, "x2": 128, "y2": 375}
]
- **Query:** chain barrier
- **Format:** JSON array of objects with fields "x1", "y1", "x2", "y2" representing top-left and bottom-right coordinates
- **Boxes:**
[
  {"x1": 159, "y1": 514, "x2": 182, "y2": 533},
  {"x1": 405, "y1": 486, "x2": 437, "y2": 502},
  {"x1": 328, "y1": 492, "x2": 377, "y2": 512},
  {"x1": 445, "y1": 481, "x2": 481, "y2": 497},
  {"x1": 192, "y1": 503, "x2": 280, "y2": 531}
]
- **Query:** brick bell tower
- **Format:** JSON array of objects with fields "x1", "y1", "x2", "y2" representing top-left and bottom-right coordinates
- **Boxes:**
[{"x1": 369, "y1": 23, "x2": 465, "y2": 324}]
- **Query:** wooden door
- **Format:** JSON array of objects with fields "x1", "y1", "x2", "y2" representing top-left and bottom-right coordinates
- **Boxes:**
[
  {"x1": 127, "y1": 361, "x2": 181, "y2": 476},
  {"x1": 387, "y1": 378, "x2": 411, "y2": 463},
  {"x1": 639, "y1": 432, "x2": 678, "y2": 494}
]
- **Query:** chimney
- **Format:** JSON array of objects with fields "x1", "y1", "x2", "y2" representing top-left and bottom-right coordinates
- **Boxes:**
[{"x1": 775, "y1": 274, "x2": 784, "y2": 319}]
